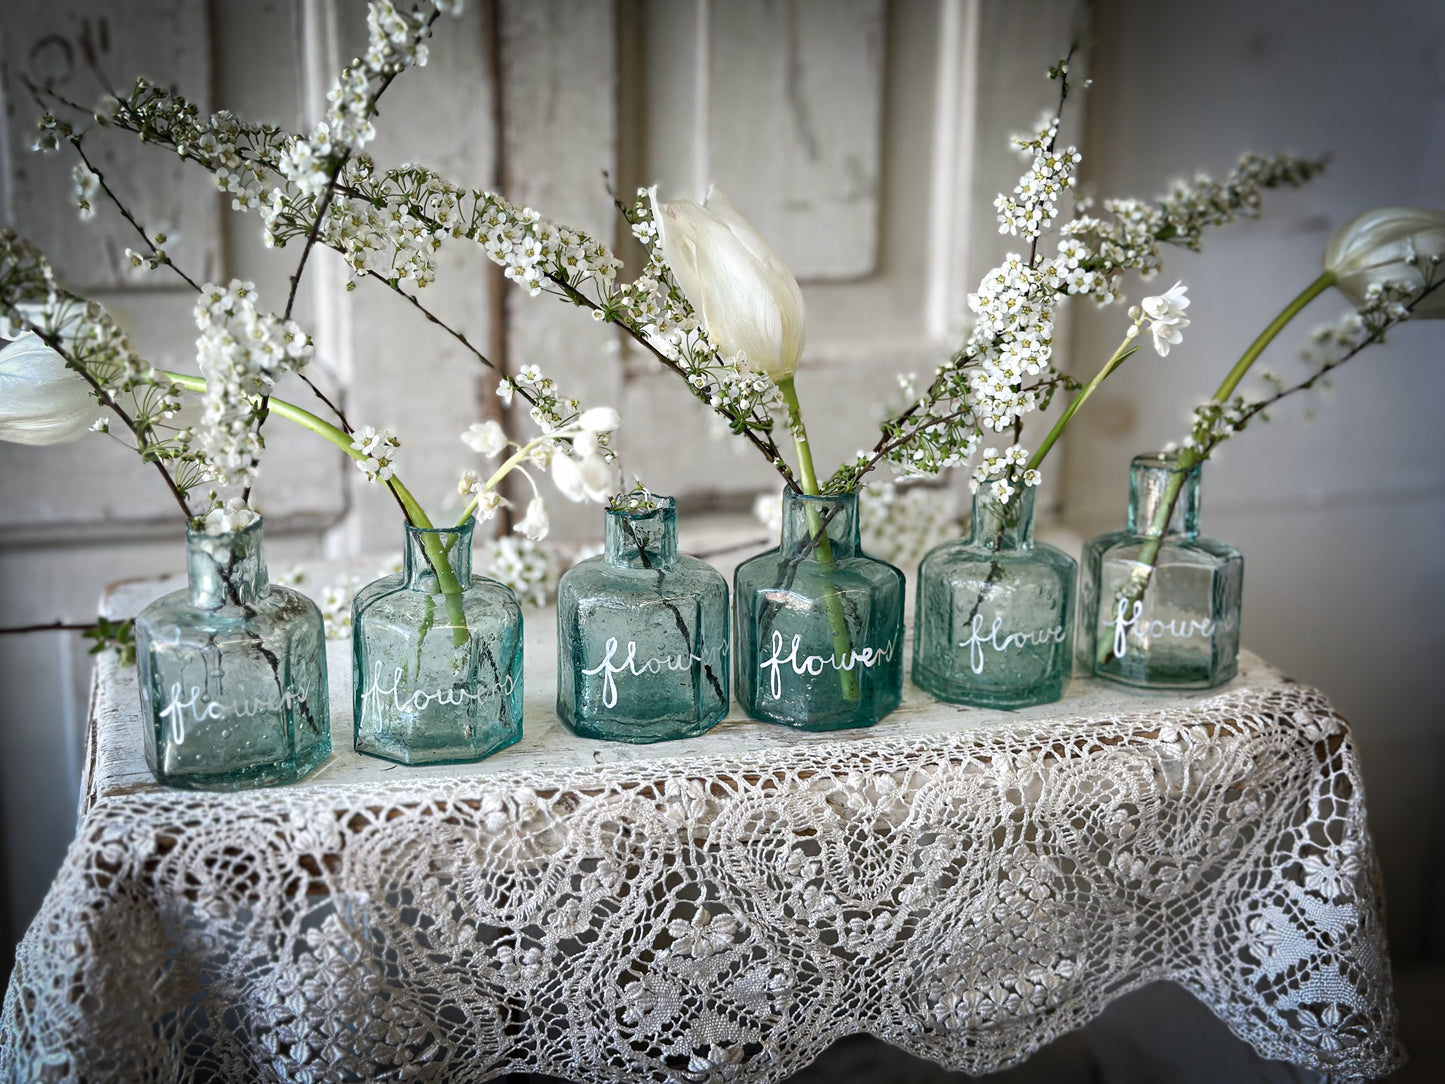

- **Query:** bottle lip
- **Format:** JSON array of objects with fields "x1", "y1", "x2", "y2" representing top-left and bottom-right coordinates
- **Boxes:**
[
  {"x1": 1131, "y1": 450, "x2": 1197, "y2": 474},
  {"x1": 403, "y1": 515, "x2": 476, "y2": 536},
  {"x1": 606, "y1": 494, "x2": 677, "y2": 519},
  {"x1": 782, "y1": 488, "x2": 857, "y2": 504}
]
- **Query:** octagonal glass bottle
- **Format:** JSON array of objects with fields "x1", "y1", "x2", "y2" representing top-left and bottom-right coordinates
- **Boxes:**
[
  {"x1": 1078, "y1": 452, "x2": 1243, "y2": 689},
  {"x1": 135, "y1": 518, "x2": 331, "y2": 790},
  {"x1": 734, "y1": 489, "x2": 905, "y2": 730},
  {"x1": 557, "y1": 496, "x2": 729, "y2": 742},
  {"x1": 352, "y1": 517, "x2": 523, "y2": 764},
  {"x1": 913, "y1": 485, "x2": 1076, "y2": 708}
]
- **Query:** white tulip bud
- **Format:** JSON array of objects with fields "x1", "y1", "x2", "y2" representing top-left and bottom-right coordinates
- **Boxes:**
[
  {"x1": 0, "y1": 332, "x2": 97, "y2": 445},
  {"x1": 1325, "y1": 206, "x2": 1445, "y2": 317},
  {"x1": 653, "y1": 185, "x2": 806, "y2": 383}
]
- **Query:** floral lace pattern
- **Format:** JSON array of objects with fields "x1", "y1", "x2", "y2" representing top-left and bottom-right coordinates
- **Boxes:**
[{"x1": 2, "y1": 681, "x2": 1399, "y2": 1082}]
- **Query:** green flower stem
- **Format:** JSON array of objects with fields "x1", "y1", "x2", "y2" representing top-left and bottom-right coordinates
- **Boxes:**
[
  {"x1": 161, "y1": 371, "x2": 471, "y2": 646},
  {"x1": 1092, "y1": 268, "x2": 1337, "y2": 668},
  {"x1": 455, "y1": 438, "x2": 544, "y2": 526},
  {"x1": 776, "y1": 376, "x2": 859, "y2": 703},
  {"x1": 1026, "y1": 337, "x2": 1140, "y2": 473}
]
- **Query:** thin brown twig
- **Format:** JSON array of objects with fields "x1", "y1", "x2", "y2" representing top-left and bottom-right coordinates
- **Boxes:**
[
  {"x1": 0, "y1": 621, "x2": 113, "y2": 635},
  {"x1": 544, "y1": 271, "x2": 801, "y2": 492}
]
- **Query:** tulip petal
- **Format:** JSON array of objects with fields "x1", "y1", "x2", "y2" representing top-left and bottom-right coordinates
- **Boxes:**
[
  {"x1": 656, "y1": 188, "x2": 806, "y2": 381},
  {"x1": 1325, "y1": 206, "x2": 1445, "y2": 317},
  {"x1": 0, "y1": 334, "x2": 96, "y2": 445}
]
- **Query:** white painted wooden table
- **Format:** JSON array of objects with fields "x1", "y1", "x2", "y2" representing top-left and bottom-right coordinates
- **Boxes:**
[{"x1": 0, "y1": 553, "x2": 1403, "y2": 1084}]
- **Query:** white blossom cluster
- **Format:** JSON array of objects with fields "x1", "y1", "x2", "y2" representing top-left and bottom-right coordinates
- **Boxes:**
[
  {"x1": 968, "y1": 443, "x2": 1042, "y2": 503},
  {"x1": 279, "y1": 1, "x2": 446, "y2": 197},
  {"x1": 994, "y1": 118, "x2": 1080, "y2": 240},
  {"x1": 480, "y1": 536, "x2": 557, "y2": 608},
  {"x1": 350, "y1": 424, "x2": 401, "y2": 483},
  {"x1": 193, "y1": 279, "x2": 313, "y2": 486},
  {"x1": 847, "y1": 64, "x2": 1324, "y2": 492}
]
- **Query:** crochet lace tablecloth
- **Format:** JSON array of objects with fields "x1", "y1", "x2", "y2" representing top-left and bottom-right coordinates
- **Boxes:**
[{"x1": 1, "y1": 589, "x2": 1402, "y2": 1082}]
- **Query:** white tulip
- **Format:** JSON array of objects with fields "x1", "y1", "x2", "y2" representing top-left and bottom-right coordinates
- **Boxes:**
[
  {"x1": 1324, "y1": 206, "x2": 1445, "y2": 317},
  {"x1": 461, "y1": 420, "x2": 509, "y2": 457},
  {"x1": 514, "y1": 495, "x2": 550, "y2": 541},
  {"x1": 0, "y1": 332, "x2": 96, "y2": 445},
  {"x1": 551, "y1": 450, "x2": 614, "y2": 503},
  {"x1": 653, "y1": 185, "x2": 806, "y2": 382}
]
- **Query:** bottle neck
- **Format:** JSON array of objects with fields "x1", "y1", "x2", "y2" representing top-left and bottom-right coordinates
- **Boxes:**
[
  {"x1": 779, "y1": 489, "x2": 860, "y2": 560},
  {"x1": 969, "y1": 485, "x2": 1035, "y2": 551},
  {"x1": 403, "y1": 518, "x2": 474, "y2": 589},
  {"x1": 605, "y1": 497, "x2": 679, "y2": 569},
  {"x1": 1127, "y1": 452, "x2": 1201, "y2": 539},
  {"x1": 187, "y1": 519, "x2": 269, "y2": 608}
]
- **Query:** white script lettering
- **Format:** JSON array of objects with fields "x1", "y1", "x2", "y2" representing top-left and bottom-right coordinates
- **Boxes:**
[
  {"x1": 957, "y1": 613, "x2": 1068, "y2": 674},
  {"x1": 757, "y1": 630, "x2": 897, "y2": 700},
  {"x1": 158, "y1": 683, "x2": 308, "y2": 745},
  {"x1": 580, "y1": 637, "x2": 724, "y2": 708},
  {"x1": 360, "y1": 662, "x2": 519, "y2": 716},
  {"x1": 1103, "y1": 599, "x2": 1216, "y2": 658}
]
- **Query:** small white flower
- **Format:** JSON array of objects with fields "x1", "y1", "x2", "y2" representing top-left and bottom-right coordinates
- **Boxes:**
[
  {"x1": 514, "y1": 496, "x2": 549, "y2": 541},
  {"x1": 1140, "y1": 281, "x2": 1190, "y2": 357},
  {"x1": 202, "y1": 497, "x2": 259, "y2": 536},
  {"x1": 550, "y1": 451, "x2": 614, "y2": 503},
  {"x1": 461, "y1": 420, "x2": 509, "y2": 456},
  {"x1": 474, "y1": 488, "x2": 504, "y2": 520}
]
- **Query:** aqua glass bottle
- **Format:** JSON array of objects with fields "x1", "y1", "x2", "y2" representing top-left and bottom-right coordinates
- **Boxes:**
[
  {"x1": 1079, "y1": 452, "x2": 1243, "y2": 689},
  {"x1": 557, "y1": 496, "x2": 729, "y2": 742},
  {"x1": 135, "y1": 518, "x2": 331, "y2": 790},
  {"x1": 352, "y1": 517, "x2": 523, "y2": 764},
  {"x1": 913, "y1": 485, "x2": 1076, "y2": 708},
  {"x1": 734, "y1": 489, "x2": 905, "y2": 730}
]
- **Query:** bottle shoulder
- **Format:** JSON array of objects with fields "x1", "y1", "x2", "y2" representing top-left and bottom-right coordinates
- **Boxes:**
[
  {"x1": 919, "y1": 537, "x2": 1077, "y2": 573},
  {"x1": 735, "y1": 547, "x2": 904, "y2": 591},
  {"x1": 1086, "y1": 530, "x2": 1242, "y2": 566}
]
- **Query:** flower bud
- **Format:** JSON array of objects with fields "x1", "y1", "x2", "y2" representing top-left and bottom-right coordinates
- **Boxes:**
[
  {"x1": 1324, "y1": 206, "x2": 1445, "y2": 317},
  {"x1": 653, "y1": 185, "x2": 806, "y2": 382},
  {"x1": 0, "y1": 332, "x2": 96, "y2": 445}
]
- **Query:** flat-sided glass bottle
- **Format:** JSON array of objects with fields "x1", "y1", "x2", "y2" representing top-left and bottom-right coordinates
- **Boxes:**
[
  {"x1": 135, "y1": 518, "x2": 331, "y2": 790},
  {"x1": 913, "y1": 486, "x2": 1076, "y2": 708},
  {"x1": 1079, "y1": 452, "x2": 1243, "y2": 689},
  {"x1": 734, "y1": 489, "x2": 905, "y2": 730},
  {"x1": 557, "y1": 496, "x2": 729, "y2": 742},
  {"x1": 352, "y1": 517, "x2": 523, "y2": 764}
]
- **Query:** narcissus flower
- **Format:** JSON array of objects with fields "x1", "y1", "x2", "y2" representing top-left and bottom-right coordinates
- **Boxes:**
[{"x1": 652, "y1": 186, "x2": 806, "y2": 383}]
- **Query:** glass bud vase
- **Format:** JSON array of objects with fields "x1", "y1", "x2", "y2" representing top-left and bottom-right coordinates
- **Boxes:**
[
  {"x1": 352, "y1": 517, "x2": 523, "y2": 764},
  {"x1": 1079, "y1": 452, "x2": 1244, "y2": 689},
  {"x1": 734, "y1": 489, "x2": 905, "y2": 730},
  {"x1": 913, "y1": 486, "x2": 1076, "y2": 708},
  {"x1": 135, "y1": 518, "x2": 331, "y2": 790},
  {"x1": 557, "y1": 496, "x2": 729, "y2": 742}
]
